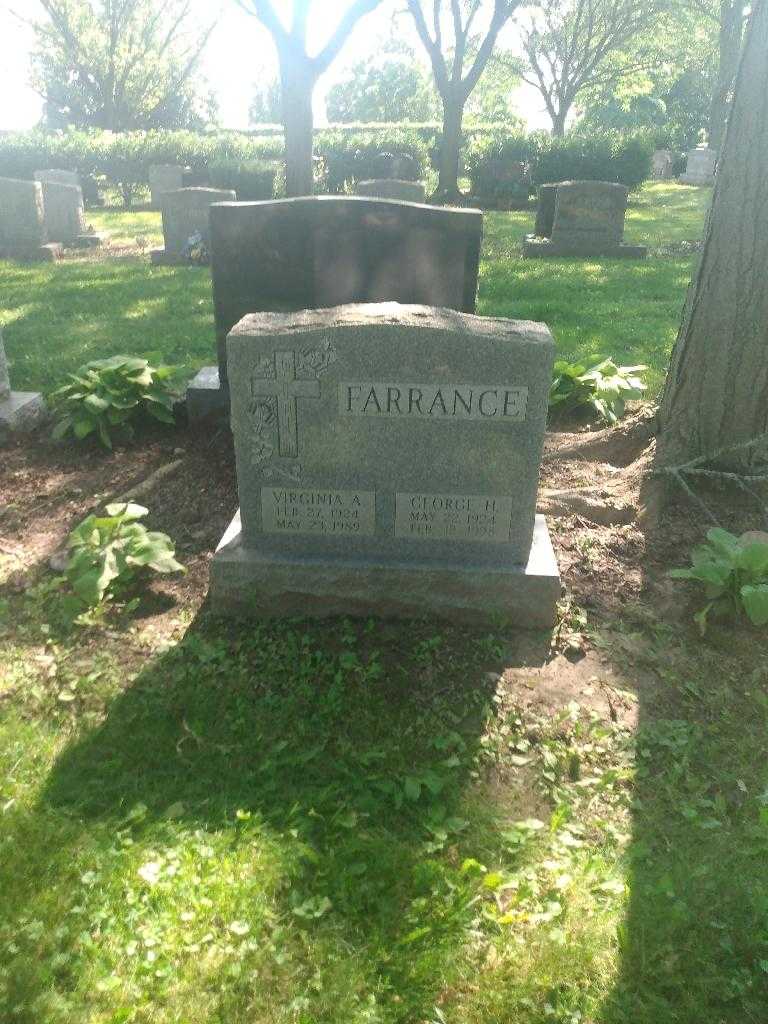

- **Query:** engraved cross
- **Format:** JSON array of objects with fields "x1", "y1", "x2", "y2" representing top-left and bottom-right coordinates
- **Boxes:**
[{"x1": 251, "y1": 351, "x2": 320, "y2": 458}]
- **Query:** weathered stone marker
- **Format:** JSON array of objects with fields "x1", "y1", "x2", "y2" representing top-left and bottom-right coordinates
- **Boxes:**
[
  {"x1": 355, "y1": 179, "x2": 427, "y2": 203},
  {"x1": 188, "y1": 196, "x2": 483, "y2": 419},
  {"x1": 0, "y1": 177, "x2": 62, "y2": 261},
  {"x1": 149, "y1": 164, "x2": 185, "y2": 208},
  {"x1": 0, "y1": 328, "x2": 46, "y2": 440},
  {"x1": 39, "y1": 181, "x2": 86, "y2": 244},
  {"x1": 211, "y1": 302, "x2": 560, "y2": 626},
  {"x1": 524, "y1": 180, "x2": 647, "y2": 259},
  {"x1": 151, "y1": 186, "x2": 236, "y2": 265},
  {"x1": 35, "y1": 168, "x2": 81, "y2": 189},
  {"x1": 679, "y1": 146, "x2": 717, "y2": 186},
  {"x1": 651, "y1": 149, "x2": 674, "y2": 179}
]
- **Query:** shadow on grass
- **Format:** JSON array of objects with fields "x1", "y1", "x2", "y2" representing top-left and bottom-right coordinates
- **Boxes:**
[{"x1": 1, "y1": 606, "x2": 552, "y2": 1022}]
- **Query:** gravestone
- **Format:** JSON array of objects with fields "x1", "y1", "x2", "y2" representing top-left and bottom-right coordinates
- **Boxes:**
[
  {"x1": 211, "y1": 302, "x2": 560, "y2": 626},
  {"x1": 355, "y1": 179, "x2": 427, "y2": 203},
  {"x1": 150, "y1": 186, "x2": 236, "y2": 265},
  {"x1": 0, "y1": 328, "x2": 46, "y2": 440},
  {"x1": 0, "y1": 177, "x2": 61, "y2": 261},
  {"x1": 651, "y1": 149, "x2": 674, "y2": 179},
  {"x1": 533, "y1": 183, "x2": 558, "y2": 237},
  {"x1": 371, "y1": 151, "x2": 420, "y2": 180},
  {"x1": 38, "y1": 181, "x2": 106, "y2": 248},
  {"x1": 34, "y1": 168, "x2": 80, "y2": 189},
  {"x1": 149, "y1": 164, "x2": 185, "y2": 208},
  {"x1": 679, "y1": 146, "x2": 717, "y2": 186},
  {"x1": 523, "y1": 180, "x2": 647, "y2": 259},
  {"x1": 188, "y1": 196, "x2": 483, "y2": 419}
]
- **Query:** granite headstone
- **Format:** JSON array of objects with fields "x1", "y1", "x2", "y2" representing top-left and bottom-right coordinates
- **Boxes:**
[
  {"x1": 149, "y1": 164, "x2": 185, "y2": 208},
  {"x1": 0, "y1": 177, "x2": 61, "y2": 261},
  {"x1": 533, "y1": 183, "x2": 558, "y2": 238},
  {"x1": 679, "y1": 146, "x2": 717, "y2": 186},
  {"x1": 40, "y1": 180, "x2": 86, "y2": 243},
  {"x1": 151, "y1": 186, "x2": 237, "y2": 265},
  {"x1": 355, "y1": 179, "x2": 427, "y2": 203},
  {"x1": 0, "y1": 328, "x2": 46, "y2": 440},
  {"x1": 524, "y1": 180, "x2": 647, "y2": 259},
  {"x1": 211, "y1": 302, "x2": 560, "y2": 626},
  {"x1": 208, "y1": 197, "x2": 483, "y2": 385},
  {"x1": 651, "y1": 149, "x2": 674, "y2": 179},
  {"x1": 34, "y1": 168, "x2": 80, "y2": 189}
]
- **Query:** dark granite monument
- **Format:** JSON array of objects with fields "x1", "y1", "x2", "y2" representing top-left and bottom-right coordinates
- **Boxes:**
[
  {"x1": 187, "y1": 196, "x2": 483, "y2": 418},
  {"x1": 150, "y1": 186, "x2": 237, "y2": 265},
  {"x1": 524, "y1": 180, "x2": 647, "y2": 259},
  {"x1": 210, "y1": 302, "x2": 559, "y2": 626}
]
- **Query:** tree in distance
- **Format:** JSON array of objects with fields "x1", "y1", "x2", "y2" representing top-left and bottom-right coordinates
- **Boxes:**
[{"x1": 26, "y1": 0, "x2": 217, "y2": 131}]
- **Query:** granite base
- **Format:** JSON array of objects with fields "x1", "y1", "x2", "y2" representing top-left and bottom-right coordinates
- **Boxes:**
[
  {"x1": 150, "y1": 248, "x2": 194, "y2": 266},
  {"x1": 186, "y1": 365, "x2": 229, "y2": 421},
  {"x1": 523, "y1": 235, "x2": 647, "y2": 259},
  {"x1": 0, "y1": 391, "x2": 47, "y2": 440},
  {"x1": 210, "y1": 512, "x2": 561, "y2": 628},
  {"x1": 0, "y1": 243, "x2": 62, "y2": 263},
  {"x1": 72, "y1": 232, "x2": 107, "y2": 249}
]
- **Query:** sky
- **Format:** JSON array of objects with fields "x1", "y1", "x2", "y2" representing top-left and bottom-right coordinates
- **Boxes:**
[{"x1": 0, "y1": 1, "x2": 551, "y2": 132}]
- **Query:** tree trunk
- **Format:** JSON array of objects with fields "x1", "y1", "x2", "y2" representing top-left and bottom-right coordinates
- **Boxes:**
[
  {"x1": 550, "y1": 108, "x2": 567, "y2": 137},
  {"x1": 437, "y1": 92, "x2": 464, "y2": 200},
  {"x1": 709, "y1": 1, "x2": 745, "y2": 151},
  {"x1": 658, "y1": 0, "x2": 768, "y2": 472},
  {"x1": 280, "y1": 57, "x2": 315, "y2": 197}
]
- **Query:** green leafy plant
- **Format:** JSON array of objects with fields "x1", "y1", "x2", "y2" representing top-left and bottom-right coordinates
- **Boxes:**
[
  {"x1": 669, "y1": 528, "x2": 768, "y2": 633},
  {"x1": 549, "y1": 356, "x2": 647, "y2": 424},
  {"x1": 65, "y1": 503, "x2": 184, "y2": 609},
  {"x1": 51, "y1": 356, "x2": 181, "y2": 448}
]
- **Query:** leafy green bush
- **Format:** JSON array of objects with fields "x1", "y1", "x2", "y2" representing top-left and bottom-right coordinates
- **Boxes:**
[
  {"x1": 533, "y1": 132, "x2": 654, "y2": 190},
  {"x1": 208, "y1": 159, "x2": 279, "y2": 200},
  {"x1": 465, "y1": 131, "x2": 541, "y2": 206},
  {"x1": 549, "y1": 357, "x2": 647, "y2": 425},
  {"x1": 315, "y1": 129, "x2": 431, "y2": 193},
  {"x1": 66, "y1": 503, "x2": 184, "y2": 609},
  {"x1": 669, "y1": 528, "x2": 768, "y2": 633},
  {"x1": 51, "y1": 356, "x2": 181, "y2": 449}
]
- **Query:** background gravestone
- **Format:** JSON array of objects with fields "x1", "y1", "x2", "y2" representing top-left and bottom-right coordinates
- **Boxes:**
[
  {"x1": 0, "y1": 327, "x2": 46, "y2": 440},
  {"x1": 355, "y1": 179, "x2": 427, "y2": 203},
  {"x1": 533, "y1": 183, "x2": 558, "y2": 237},
  {"x1": 34, "y1": 168, "x2": 80, "y2": 189},
  {"x1": 39, "y1": 180, "x2": 86, "y2": 243},
  {"x1": 151, "y1": 186, "x2": 237, "y2": 265},
  {"x1": 188, "y1": 196, "x2": 483, "y2": 418},
  {"x1": 0, "y1": 177, "x2": 61, "y2": 261},
  {"x1": 651, "y1": 149, "x2": 674, "y2": 179},
  {"x1": 211, "y1": 302, "x2": 559, "y2": 626},
  {"x1": 523, "y1": 181, "x2": 647, "y2": 259},
  {"x1": 149, "y1": 164, "x2": 185, "y2": 208},
  {"x1": 679, "y1": 146, "x2": 717, "y2": 185}
]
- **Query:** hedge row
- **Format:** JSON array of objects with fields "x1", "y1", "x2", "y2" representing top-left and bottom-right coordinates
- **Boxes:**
[{"x1": 0, "y1": 125, "x2": 655, "y2": 207}]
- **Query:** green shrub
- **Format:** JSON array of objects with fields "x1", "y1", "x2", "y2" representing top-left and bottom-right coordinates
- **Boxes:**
[
  {"x1": 66, "y1": 503, "x2": 184, "y2": 609},
  {"x1": 208, "y1": 159, "x2": 279, "y2": 200},
  {"x1": 51, "y1": 356, "x2": 181, "y2": 449},
  {"x1": 533, "y1": 132, "x2": 654, "y2": 190},
  {"x1": 669, "y1": 528, "x2": 768, "y2": 633},
  {"x1": 315, "y1": 129, "x2": 430, "y2": 193},
  {"x1": 549, "y1": 357, "x2": 647, "y2": 425},
  {"x1": 465, "y1": 131, "x2": 541, "y2": 206}
]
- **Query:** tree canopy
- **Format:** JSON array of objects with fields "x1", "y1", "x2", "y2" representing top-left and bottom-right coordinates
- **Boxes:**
[
  {"x1": 28, "y1": 0, "x2": 217, "y2": 132},
  {"x1": 326, "y1": 42, "x2": 441, "y2": 123}
]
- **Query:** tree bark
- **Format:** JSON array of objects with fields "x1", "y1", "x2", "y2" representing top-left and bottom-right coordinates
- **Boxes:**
[
  {"x1": 658, "y1": 0, "x2": 768, "y2": 472},
  {"x1": 709, "y1": 1, "x2": 746, "y2": 151},
  {"x1": 279, "y1": 58, "x2": 315, "y2": 197},
  {"x1": 438, "y1": 91, "x2": 464, "y2": 199},
  {"x1": 550, "y1": 107, "x2": 567, "y2": 137}
]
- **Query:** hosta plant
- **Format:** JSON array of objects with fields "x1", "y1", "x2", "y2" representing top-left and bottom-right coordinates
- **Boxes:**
[
  {"x1": 51, "y1": 356, "x2": 181, "y2": 449},
  {"x1": 549, "y1": 357, "x2": 647, "y2": 425},
  {"x1": 669, "y1": 528, "x2": 768, "y2": 634},
  {"x1": 66, "y1": 503, "x2": 184, "y2": 609}
]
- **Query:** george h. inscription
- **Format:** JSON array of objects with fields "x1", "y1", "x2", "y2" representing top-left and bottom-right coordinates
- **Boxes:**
[{"x1": 340, "y1": 382, "x2": 528, "y2": 420}]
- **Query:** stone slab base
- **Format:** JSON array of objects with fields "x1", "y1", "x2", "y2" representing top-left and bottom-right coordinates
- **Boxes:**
[
  {"x1": 150, "y1": 248, "x2": 209, "y2": 266},
  {"x1": 523, "y1": 235, "x2": 647, "y2": 260},
  {"x1": 210, "y1": 512, "x2": 561, "y2": 628},
  {"x1": 0, "y1": 243, "x2": 62, "y2": 263},
  {"x1": 0, "y1": 391, "x2": 47, "y2": 440},
  {"x1": 72, "y1": 232, "x2": 107, "y2": 249},
  {"x1": 678, "y1": 175, "x2": 715, "y2": 187},
  {"x1": 186, "y1": 365, "x2": 229, "y2": 421}
]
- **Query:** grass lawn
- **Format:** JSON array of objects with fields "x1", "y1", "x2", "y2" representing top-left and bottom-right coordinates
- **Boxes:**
[
  {"x1": 1, "y1": 183, "x2": 711, "y2": 396},
  {"x1": 2, "y1": 179, "x2": 767, "y2": 1024}
]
